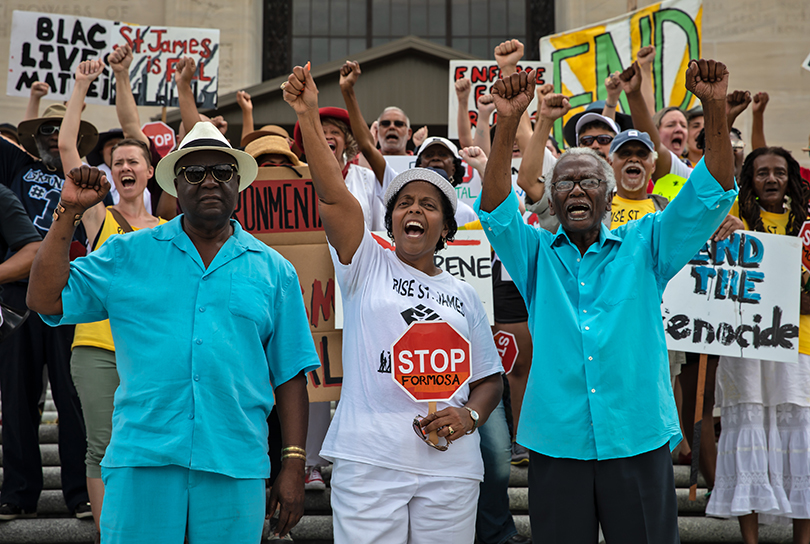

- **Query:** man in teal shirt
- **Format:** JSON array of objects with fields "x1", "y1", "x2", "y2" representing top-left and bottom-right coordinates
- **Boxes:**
[
  {"x1": 475, "y1": 61, "x2": 737, "y2": 543},
  {"x1": 26, "y1": 122, "x2": 320, "y2": 543}
]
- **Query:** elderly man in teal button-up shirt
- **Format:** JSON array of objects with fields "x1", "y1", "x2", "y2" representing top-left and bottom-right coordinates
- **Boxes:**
[
  {"x1": 475, "y1": 61, "x2": 738, "y2": 543},
  {"x1": 26, "y1": 122, "x2": 320, "y2": 544}
]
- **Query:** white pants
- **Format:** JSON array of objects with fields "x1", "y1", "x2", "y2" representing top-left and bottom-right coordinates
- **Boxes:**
[{"x1": 330, "y1": 459, "x2": 479, "y2": 544}]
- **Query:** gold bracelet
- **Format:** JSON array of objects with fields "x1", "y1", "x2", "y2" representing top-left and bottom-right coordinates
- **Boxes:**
[
  {"x1": 281, "y1": 452, "x2": 307, "y2": 461},
  {"x1": 52, "y1": 201, "x2": 83, "y2": 226},
  {"x1": 281, "y1": 446, "x2": 306, "y2": 454}
]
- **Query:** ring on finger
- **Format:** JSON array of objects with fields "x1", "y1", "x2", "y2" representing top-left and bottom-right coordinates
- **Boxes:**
[
  {"x1": 448, "y1": 426, "x2": 455, "y2": 435},
  {"x1": 280, "y1": 82, "x2": 287, "y2": 90}
]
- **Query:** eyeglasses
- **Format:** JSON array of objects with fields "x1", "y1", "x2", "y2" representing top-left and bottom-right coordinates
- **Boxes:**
[
  {"x1": 412, "y1": 415, "x2": 450, "y2": 451},
  {"x1": 38, "y1": 125, "x2": 60, "y2": 135},
  {"x1": 552, "y1": 179, "x2": 604, "y2": 192},
  {"x1": 731, "y1": 141, "x2": 745, "y2": 151},
  {"x1": 380, "y1": 120, "x2": 407, "y2": 128},
  {"x1": 175, "y1": 164, "x2": 238, "y2": 184},
  {"x1": 579, "y1": 135, "x2": 613, "y2": 146}
]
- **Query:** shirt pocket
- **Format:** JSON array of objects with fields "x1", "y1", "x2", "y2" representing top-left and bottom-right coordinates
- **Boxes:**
[
  {"x1": 599, "y1": 256, "x2": 639, "y2": 306},
  {"x1": 229, "y1": 276, "x2": 272, "y2": 328}
]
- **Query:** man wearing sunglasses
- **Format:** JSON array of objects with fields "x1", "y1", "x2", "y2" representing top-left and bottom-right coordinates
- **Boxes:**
[
  {"x1": 0, "y1": 103, "x2": 96, "y2": 521},
  {"x1": 478, "y1": 61, "x2": 738, "y2": 543},
  {"x1": 376, "y1": 107, "x2": 412, "y2": 156},
  {"x1": 26, "y1": 121, "x2": 321, "y2": 543}
]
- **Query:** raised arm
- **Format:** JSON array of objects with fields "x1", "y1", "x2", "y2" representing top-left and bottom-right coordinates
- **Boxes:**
[
  {"x1": 686, "y1": 59, "x2": 734, "y2": 191},
  {"x1": 602, "y1": 71, "x2": 622, "y2": 121},
  {"x1": 412, "y1": 125, "x2": 428, "y2": 149},
  {"x1": 725, "y1": 89, "x2": 751, "y2": 131},
  {"x1": 460, "y1": 146, "x2": 487, "y2": 179},
  {"x1": 108, "y1": 45, "x2": 149, "y2": 144},
  {"x1": 618, "y1": 61, "x2": 672, "y2": 181},
  {"x1": 23, "y1": 82, "x2": 50, "y2": 121},
  {"x1": 473, "y1": 94, "x2": 495, "y2": 156},
  {"x1": 637, "y1": 45, "x2": 657, "y2": 117},
  {"x1": 751, "y1": 92, "x2": 769, "y2": 149},
  {"x1": 26, "y1": 166, "x2": 110, "y2": 315},
  {"x1": 455, "y1": 78, "x2": 474, "y2": 148},
  {"x1": 236, "y1": 91, "x2": 254, "y2": 145},
  {"x1": 480, "y1": 71, "x2": 536, "y2": 213},
  {"x1": 518, "y1": 85, "x2": 569, "y2": 204},
  {"x1": 175, "y1": 57, "x2": 201, "y2": 136},
  {"x1": 58, "y1": 60, "x2": 107, "y2": 240},
  {"x1": 284, "y1": 66, "x2": 365, "y2": 264},
  {"x1": 494, "y1": 40, "x2": 533, "y2": 154},
  {"x1": 338, "y1": 61, "x2": 386, "y2": 184}
]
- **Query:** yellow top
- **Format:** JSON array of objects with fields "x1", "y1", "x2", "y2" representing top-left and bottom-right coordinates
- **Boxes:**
[
  {"x1": 72, "y1": 208, "x2": 166, "y2": 351},
  {"x1": 652, "y1": 173, "x2": 688, "y2": 202},
  {"x1": 610, "y1": 196, "x2": 657, "y2": 229},
  {"x1": 729, "y1": 201, "x2": 808, "y2": 354}
]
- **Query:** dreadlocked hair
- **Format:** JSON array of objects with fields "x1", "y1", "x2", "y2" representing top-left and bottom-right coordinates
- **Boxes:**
[{"x1": 738, "y1": 147, "x2": 807, "y2": 236}]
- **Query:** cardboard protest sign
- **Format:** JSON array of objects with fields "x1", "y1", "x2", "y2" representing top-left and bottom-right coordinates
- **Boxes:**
[
  {"x1": 447, "y1": 61, "x2": 552, "y2": 139},
  {"x1": 7, "y1": 10, "x2": 219, "y2": 108},
  {"x1": 7, "y1": 11, "x2": 116, "y2": 104},
  {"x1": 801, "y1": 221, "x2": 810, "y2": 271},
  {"x1": 661, "y1": 230, "x2": 801, "y2": 363},
  {"x1": 539, "y1": 0, "x2": 702, "y2": 147},
  {"x1": 238, "y1": 166, "x2": 342, "y2": 402}
]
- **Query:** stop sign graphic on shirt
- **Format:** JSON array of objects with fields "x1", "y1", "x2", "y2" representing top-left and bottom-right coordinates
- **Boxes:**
[
  {"x1": 391, "y1": 321, "x2": 471, "y2": 402},
  {"x1": 142, "y1": 121, "x2": 176, "y2": 158}
]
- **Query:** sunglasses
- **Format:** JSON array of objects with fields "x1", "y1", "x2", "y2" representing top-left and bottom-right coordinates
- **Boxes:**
[
  {"x1": 380, "y1": 120, "x2": 407, "y2": 128},
  {"x1": 552, "y1": 178, "x2": 604, "y2": 192},
  {"x1": 412, "y1": 415, "x2": 450, "y2": 451},
  {"x1": 579, "y1": 135, "x2": 614, "y2": 146},
  {"x1": 38, "y1": 125, "x2": 60, "y2": 135},
  {"x1": 175, "y1": 164, "x2": 238, "y2": 184}
]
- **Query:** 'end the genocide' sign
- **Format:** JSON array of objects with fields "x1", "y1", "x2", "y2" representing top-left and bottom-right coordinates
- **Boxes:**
[{"x1": 391, "y1": 321, "x2": 471, "y2": 402}]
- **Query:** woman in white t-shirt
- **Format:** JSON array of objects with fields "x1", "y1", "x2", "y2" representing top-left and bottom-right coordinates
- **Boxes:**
[{"x1": 284, "y1": 66, "x2": 503, "y2": 544}]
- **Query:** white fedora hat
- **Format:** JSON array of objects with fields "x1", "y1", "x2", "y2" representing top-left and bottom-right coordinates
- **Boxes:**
[{"x1": 155, "y1": 122, "x2": 258, "y2": 197}]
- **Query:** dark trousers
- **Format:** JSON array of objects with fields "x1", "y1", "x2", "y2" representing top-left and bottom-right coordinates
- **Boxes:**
[
  {"x1": 0, "y1": 283, "x2": 89, "y2": 512},
  {"x1": 528, "y1": 444, "x2": 680, "y2": 544}
]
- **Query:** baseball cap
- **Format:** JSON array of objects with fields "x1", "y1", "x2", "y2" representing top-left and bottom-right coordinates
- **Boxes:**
[{"x1": 609, "y1": 129, "x2": 655, "y2": 155}]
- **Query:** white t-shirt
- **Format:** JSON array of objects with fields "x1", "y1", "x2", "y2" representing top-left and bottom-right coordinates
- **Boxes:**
[
  {"x1": 321, "y1": 231, "x2": 502, "y2": 481},
  {"x1": 668, "y1": 149, "x2": 693, "y2": 179},
  {"x1": 345, "y1": 163, "x2": 381, "y2": 230}
]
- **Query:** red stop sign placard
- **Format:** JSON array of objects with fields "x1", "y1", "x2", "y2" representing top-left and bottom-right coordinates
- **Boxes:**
[
  {"x1": 800, "y1": 221, "x2": 810, "y2": 272},
  {"x1": 392, "y1": 321, "x2": 471, "y2": 402},
  {"x1": 142, "y1": 121, "x2": 176, "y2": 158},
  {"x1": 493, "y1": 330, "x2": 519, "y2": 374}
]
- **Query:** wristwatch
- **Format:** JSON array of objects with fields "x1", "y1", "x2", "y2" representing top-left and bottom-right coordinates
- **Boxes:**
[{"x1": 464, "y1": 406, "x2": 479, "y2": 435}]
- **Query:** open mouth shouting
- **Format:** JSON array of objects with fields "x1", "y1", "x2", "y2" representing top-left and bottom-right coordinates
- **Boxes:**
[
  {"x1": 566, "y1": 201, "x2": 592, "y2": 220},
  {"x1": 621, "y1": 164, "x2": 647, "y2": 190},
  {"x1": 120, "y1": 174, "x2": 137, "y2": 189},
  {"x1": 404, "y1": 219, "x2": 425, "y2": 238}
]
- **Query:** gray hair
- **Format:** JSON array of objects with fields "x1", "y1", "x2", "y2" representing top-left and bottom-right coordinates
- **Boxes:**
[
  {"x1": 544, "y1": 147, "x2": 616, "y2": 206},
  {"x1": 377, "y1": 106, "x2": 411, "y2": 128}
]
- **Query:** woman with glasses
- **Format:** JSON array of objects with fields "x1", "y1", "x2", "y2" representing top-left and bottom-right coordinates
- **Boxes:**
[
  {"x1": 58, "y1": 59, "x2": 165, "y2": 529},
  {"x1": 707, "y1": 147, "x2": 810, "y2": 543},
  {"x1": 284, "y1": 65, "x2": 503, "y2": 544}
]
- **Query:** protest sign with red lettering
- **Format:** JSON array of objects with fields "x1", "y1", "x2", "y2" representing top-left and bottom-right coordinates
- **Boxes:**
[
  {"x1": 7, "y1": 10, "x2": 219, "y2": 108},
  {"x1": 243, "y1": 166, "x2": 341, "y2": 402},
  {"x1": 493, "y1": 330, "x2": 519, "y2": 374},
  {"x1": 447, "y1": 60, "x2": 552, "y2": 139},
  {"x1": 800, "y1": 221, "x2": 810, "y2": 271},
  {"x1": 142, "y1": 121, "x2": 176, "y2": 158},
  {"x1": 392, "y1": 321, "x2": 471, "y2": 403}
]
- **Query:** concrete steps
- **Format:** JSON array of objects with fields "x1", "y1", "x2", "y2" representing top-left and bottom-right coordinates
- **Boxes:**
[{"x1": 0, "y1": 392, "x2": 798, "y2": 543}]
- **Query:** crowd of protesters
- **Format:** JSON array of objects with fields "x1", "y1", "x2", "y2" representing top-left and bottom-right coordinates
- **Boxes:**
[{"x1": 0, "y1": 31, "x2": 809, "y2": 544}]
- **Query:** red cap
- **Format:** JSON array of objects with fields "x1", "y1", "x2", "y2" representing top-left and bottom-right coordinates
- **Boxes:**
[{"x1": 293, "y1": 107, "x2": 351, "y2": 157}]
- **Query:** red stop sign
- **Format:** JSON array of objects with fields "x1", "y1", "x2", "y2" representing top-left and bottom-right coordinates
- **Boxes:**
[
  {"x1": 142, "y1": 121, "x2": 176, "y2": 158},
  {"x1": 493, "y1": 330, "x2": 519, "y2": 374},
  {"x1": 392, "y1": 321, "x2": 471, "y2": 402},
  {"x1": 801, "y1": 221, "x2": 810, "y2": 272}
]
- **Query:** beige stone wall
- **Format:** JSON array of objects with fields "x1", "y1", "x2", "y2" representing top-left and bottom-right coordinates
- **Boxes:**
[
  {"x1": 556, "y1": 0, "x2": 810, "y2": 167},
  {"x1": 0, "y1": 0, "x2": 262, "y2": 133}
]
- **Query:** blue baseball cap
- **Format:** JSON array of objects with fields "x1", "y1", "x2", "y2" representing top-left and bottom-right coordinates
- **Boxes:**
[{"x1": 609, "y1": 129, "x2": 655, "y2": 155}]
